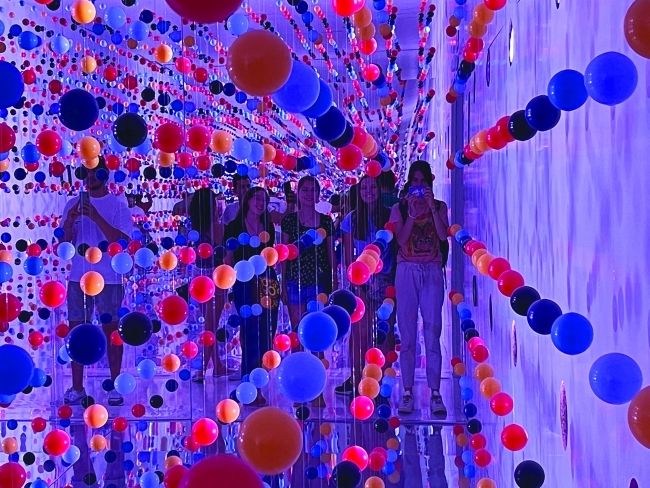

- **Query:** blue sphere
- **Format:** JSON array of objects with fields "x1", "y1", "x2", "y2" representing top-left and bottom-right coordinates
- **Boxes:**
[
  {"x1": 18, "y1": 31, "x2": 41, "y2": 51},
  {"x1": 66, "y1": 324, "x2": 107, "y2": 366},
  {"x1": 227, "y1": 13, "x2": 248, "y2": 36},
  {"x1": 525, "y1": 95, "x2": 561, "y2": 131},
  {"x1": 0, "y1": 262, "x2": 13, "y2": 284},
  {"x1": 236, "y1": 382, "x2": 258, "y2": 404},
  {"x1": 0, "y1": 61, "x2": 25, "y2": 109},
  {"x1": 551, "y1": 312, "x2": 593, "y2": 355},
  {"x1": 105, "y1": 6, "x2": 127, "y2": 29},
  {"x1": 322, "y1": 305, "x2": 351, "y2": 340},
  {"x1": 297, "y1": 311, "x2": 338, "y2": 352},
  {"x1": 302, "y1": 79, "x2": 333, "y2": 118},
  {"x1": 313, "y1": 106, "x2": 346, "y2": 141},
  {"x1": 0, "y1": 345, "x2": 35, "y2": 395},
  {"x1": 589, "y1": 353, "x2": 643, "y2": 405},
  {"x1": 273, "y1": 60, "x2": 320, "y2": 113},
  {"x1": 584, "y1": 51, "x2": 638, "y2": 106},
  {"x1": 527, "y1": 298, "x2": 562, "y2": 335},
  {"x1": 137, "y1": 359, "x2": 156, "y2": 379},
  {"x1": 547, "y1": 69, "x2": 589, "y2": 111},
  {"x1": 277, "y1": 351, "x2": 326, "y2": 403},
  {"x1": 59, "y1": 89, "x2": 99, "y2": 131},
  {"x1": 129, "y1": 21, "x2": 150, "y2": 41},
  {"x1": 249, "y1": 367, "x2": 269, "y2": 388},
  {"x1": 114, "y1": 373, "x2": 136, "y2": 395}
]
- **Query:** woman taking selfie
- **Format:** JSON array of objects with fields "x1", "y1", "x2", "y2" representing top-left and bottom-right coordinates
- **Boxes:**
[{"x1": 389, "y1": 160, "x2": 449, "y2": 417}]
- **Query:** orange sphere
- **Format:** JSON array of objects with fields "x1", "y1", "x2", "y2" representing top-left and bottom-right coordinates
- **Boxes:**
[
  {"x1": 159, "y1": 251, "x2": 178, "y2": 271},
  {"x1": 449, "y1": 16, "x2": 461, "y2": 28},
  {"x1": 320, "y1": 424, "x2": 332, "y2": 436},
  {"x1": 237, "y1": 407, "x2": 302, "y2": 475},
  {"x1": 474, "y1": 130, "x2": 491, "y2": 153},
  {"x1": 453, "y1": 363, "x2": 466, "y2": 376},
  {"x1": 82, "y1": 157, "x2": 100, "y2": 170},
  {"x1": 379, "y1": 23, "x2": 392, "y2": 40},
  {"x1": 78, "y1": 136, "x2": 100, "y2": 160},
  {"x1": 262, "y1": 350, "x2": 281, "y2": 370},
  {"x1": 624, "y1": 0, "x2": 650, "y2": 59},
  {"x1": 0, "y1": 251, "x2": 12, "y2": 263},
  {"x1": 468, "y1": 19, "x2": 488, "y2": 38},
  {"x1": 480, "y1": 377, "x2": 502, "y2": 399},
  {"x1": 365, "y1": 477, "x2": 385, "y2": 488},
  {"x1": 477, "y1": 253, "x2": 495, "y2": 276},
  {"x1": 0, "y1": 160, "x2": 9, "y2": 172},
  {"x1": 164, "y1": 456, "x2": 182, "y2": 469},
  {"x1": 386, "y1": 438, "x2": 400, "y2": 450},
  {"x1": 80, "y1": 56, "x2": 97, "y2": 74},
  {"x1": 456, "y1": 433, "x2": 468, "y2": 447},
  {"x1": 261, "y1": 247, "x2": 279, "y2": 266},
  {"x1": 80, "y1": 271, "x2": 104, "y2": 297},
  {"x1": 358, "y1": 377, "x2": 380, "y2": 398},
  {"x1": 451, "y1": 293, "x2": 465, "y2": 306},
  {"x1": 476, "y1": 479, "x2": 496, "y2": 488},
  {"x1": 84, "y1": 246, "x2": 102, "y2": 264},
  {"x1": 352, "y1": 6, "x2": 372, "y2": 28},
  {"x1": 71, "y1": 0, "x2": 96, "y2": 24},
  {"x1": 1, "y1": 438, "x2": 17, "y2": 455},
  {"x1": 161, "y1": 354, "x2": 181, "y2": 372},
  {"x1": 357, "y1": 253, "x2": 377, "y2": 274},
  {"x1": 83, "y1": 404, "x2": 109, "y2": 428},
  {"x1": 363, "y1": 364, "x2": 382, "y2": 381},
  {"x1": 262, "y1": 144, "x2": 276, "y2": 162},
  {"x1": 154, "y1": 44, "x2": 173, "y2": 63},
  {"x1": 472, "y1": 248, "x2": 488, "y2": 266},
  {"x1": 473, "y1": 4, "x2": 495, "y2": 24},
  {"x1": 157, "y1": 152, "x2": 175, "y2": 167},
  {"x1": 210, "y1": 130, "x2": 233, "y2": 154},
  {"x1": 474, "y1": 363, "x2": 495, "y2": 382},
  {"x1": 89, "y1": 435, "x2": 107, "y2": 451},
  {"x1": 213, "y1": 264, "x2": 236, "y2": 290},
  {"x1": 216, "y1": 399, "x2": 241, "y2": 424}
]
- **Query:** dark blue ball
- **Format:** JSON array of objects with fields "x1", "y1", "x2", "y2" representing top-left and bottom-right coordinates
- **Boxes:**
[
  {"x1": 527, "y1": 298, "x2": 562, "y2": 335},
  {"x1": 463, "y1": 403, "x2": 477, "y2": 418},
  {"x1": 59, "y1": 89, "x2": 99, "y2": 131},
  {"x1": 65, "y1": 324, "x2": 106, "y2": 366},
  {"x1": 507, "y1": 110, "x2": 537, "y2": 141},
  {"x1": 525, "y1": 95, "x2": 561, "y2": 131},
  {"x1": 514, "y1": 460, "x2": 545, "y2": 488},
  {"x1": 510, "y1": 286, "x2": 541, "y2": 316},
  {"x1": 329, "y1": 122, "x2": 354, "y2": 149}
]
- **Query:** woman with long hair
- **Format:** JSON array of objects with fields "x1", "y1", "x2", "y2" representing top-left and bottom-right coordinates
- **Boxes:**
[
  {"x1": 224, "y1": 186, "x2": 280, "y2": 405},
  {"x1": 188, "y1": 188, "x2": 235, "y2": 381},
  {"x1": 389, "y1": 160, "x2": 449, "y2": 417},
  {"x1": 280, "y1": 176, "x2": 337, "y2": 327},
  {"x1": 336, "y1": 175, "x2": 395, "y2": 395}
]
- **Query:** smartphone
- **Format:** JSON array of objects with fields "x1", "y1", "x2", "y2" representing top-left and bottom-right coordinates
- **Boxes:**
[
  {"x1": 79, "y1": 191, "x2": 89, "y2": 204},
  {"x1": 408, "y1": 186, "x2": 426, "y2": 198}
]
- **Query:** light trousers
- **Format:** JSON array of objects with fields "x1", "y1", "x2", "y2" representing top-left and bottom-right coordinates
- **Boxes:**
[{"x1": 395, "y1": 261, "x2": 444, "y2": 390}]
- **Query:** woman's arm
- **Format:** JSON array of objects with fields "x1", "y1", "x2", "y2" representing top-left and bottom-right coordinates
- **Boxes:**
[{"x1": 390, "y1": 201, "x2": 415, "y2": 248}]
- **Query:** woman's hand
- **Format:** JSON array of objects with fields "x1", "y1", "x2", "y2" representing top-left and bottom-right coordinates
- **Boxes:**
[{"x1": 423, "y1": 188, "x2": 436, "y2": 211}]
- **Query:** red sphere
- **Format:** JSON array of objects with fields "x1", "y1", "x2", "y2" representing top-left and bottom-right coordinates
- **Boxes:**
[
  {"x1": 469, "y1": 433, "x2": 487, "y2": 450},
  {"x1": 497, "y1": 270, "x2": 525, "y2": 297},
  {"x1": 288, "y1": 331, "x2": 300, "y2": 349},
  {"x1": 445, "y1": 25, "x2": 457, "y2": 37},
  {"x1": 485, "y1": 126, "x2": 508, "y2": 150},
  {"x1": 495, "y1": 115, "x2": 516, "y2": 143},
  {"x1": 0, "y1": 293, "x2": 22, "y2": 323},
  {"x1": 466, "y1": 37, "x2": 485, "y2": 53},
  {"x1": 156, "y1": 122, "x2": 184, "y2": 153},
  {"x1": 31, "y1": 417, "x2": 47, "y2": 433},
  {"x1": 199, "y1": 331, "x2": 216, "y2": 347},
  {"x1": 487, "y1": 257, "x2": 511, "y2": 280},
  {"x1": 350, "y1": 396, "x2": 374, "y2": 420},
  {"x1": 181, "y1": 341, "x2": 199, "y2": 359},
  {"x1": 132, "y1": 404, "x2": 146, "y2": 417},
  {"x1": 39, "y1": 281, "x2": 67, "y2": 308},
  {"x1": 43, "y1": 429, "x2": 71, "y2": 456},
  {"x1": 452, "y1": 424, "x2": 465, "y2": 436},
  {"x1": 189, "y1": 276, "x2": 216, "y2": 303},
  {"x1": 471, "y1": 344, "x2": 490, "y2": 363},
  {"x1": 273, "y1": 334, "x2": 291, "y2": 352},
  {"x1": 368, "y1": 451, "x2": 386, "y2": 471},
  {"x1": 462, "y1": 49, "x2": 479, "y2": 63},
  {"x1": 365, "y1": 160, "x2": 382, "y2": 177},
  {"x1": 58, "y1": 405, "x2": 73, "y2": 419},
  {"x1": 110, "y1": 330, "x2": 123, "y2": 346},
  {"x1": 186, "y1": 125, "x2": 211, "y2": 152},
  {"x1": 362, "y1": 64, "x2": 381, "y2": 82},
  {"x1": 159, "y1": 295, "x2": 189, "y2": 325},
  {"x1": 347, "y1": 261, "x2": 371, "y2": 285},
  {"x1": 197, "y1": 243, "x2": 213, "y2": 259},
  {"x1": 337, "y1": 144, "x2": 363, "y2": 171},
  {"x1": 177, "y1": 455, "x2": 263, "y2": 488},
  {"x1": 490, "y1": 392, "x2": 514, "y2": 416},
  {"x1": 473, "y1": 448, "x2": 492, "y2": 468},
  {"x1": 350, "y1": 296, "x2": 366, "y2": 323},
  {"x1": 164, "y1": 464, "x2": 189, "y2": 488},
  {"x1": 179, "y1": 247, "x2": 197, "y2": 265},
  {"x1": 501, "y1": 423, "x2": 528, "y2": 451},
  {"x1": 331, "y1": 0, "x2": 365, "y2": 17},
  {"x1": 165, "y1": 0, "x2": 241, "y2": 23},
  {"x1": 450, "y1": 356, "x2": 462, "y2": 367},
  {"x1": 112, "y1": 417, "x2": 128, "y2": 432},
  {"x1": 183, "y1": 435, "x2": 200, "y2": 452},
  {"x1": 194, "y1": 67, "x2": 209, "y2": 84},
  {"x1": 28, "y1": 331, "x2": 44, "y2": 348},
  {"x1": 342, "y1": 446, "x2": 368, "y2": 471},
  {"x1": 0, "y1": 123, "x2": 16, "y2": 153},
  {"x1": 0, "y1": 462, "x2": 26, "y2": 488},
  {"x1": 484, "y1": 0, "x2": 507, "y2": 11},
  {"x1": 365, "y1": 348, "x2": 386, "y2": 367},
  {"x1": 191, "y1": 418, "x2": 219, "y2": 446},
  {"x1": 359, "y1": 38, "x2": 377, "y2": 55},
  {"x1": 104, "y1": 66, "x2": 118, "y2": 82},
  {"x1": 36, "y1": 130, "x2": 63, "y2": 157},
  {"x1": 286, "y1": 244, "x2": 299, "y2": 260}
]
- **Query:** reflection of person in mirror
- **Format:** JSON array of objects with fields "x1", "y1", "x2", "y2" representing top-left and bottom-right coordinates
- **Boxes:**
[{"x1": 60, "y1": 162, "x2": 133, "y2": 407}]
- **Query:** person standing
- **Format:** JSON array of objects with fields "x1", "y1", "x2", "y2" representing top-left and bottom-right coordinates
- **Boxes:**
[
  {"x1": 221, "y1": 174, "x2": 251, "y2": 225},
  {"x1": 389, "y1": 161, "x2": 449, "y2": 417},
  {"x1": 336, "y1": 175, "x2": 395, "y2": 395},
  {"x1": 60, "y1": 163, "x2": 133, "y2": 406}
]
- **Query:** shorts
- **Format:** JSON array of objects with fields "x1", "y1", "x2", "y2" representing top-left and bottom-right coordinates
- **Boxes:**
[
  {"x1": 67, "y1": 281, "x2": 125, "y2": 323},
  {"x1": 286, "y1": 281, "x2": 325, "y2": 306}
]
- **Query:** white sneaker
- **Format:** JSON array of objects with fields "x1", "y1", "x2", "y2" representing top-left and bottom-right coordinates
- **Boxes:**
[
  {"x1": 430, "y1": 393, "x2": 447, "y2": 418},
  {"x1": 398, "y1": 393, "x2": 414, "y2": 414},
  {"x1": 108, "y1": 391, "x2": 124, "y2": 407},
  {"x1": 64, "y1": 388, "x2": 87, "y2": 405}
]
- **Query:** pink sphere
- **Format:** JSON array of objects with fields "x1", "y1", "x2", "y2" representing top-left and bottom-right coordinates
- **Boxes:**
[{"x1": 350, "y1": 396, "x2": 374, "y2": 420}]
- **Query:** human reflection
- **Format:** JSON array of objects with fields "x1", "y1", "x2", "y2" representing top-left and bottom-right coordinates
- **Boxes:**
[
  {"x1": 396, "y1": 426, "x2": 448, "y2": 488},
  {"x1": 68, "y1": 423, "x2": 126, "y2": 488}
]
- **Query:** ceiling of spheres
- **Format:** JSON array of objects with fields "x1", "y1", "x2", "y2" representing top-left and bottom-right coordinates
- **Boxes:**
[{"x1": 0, "y1": 0, "x2": 446, "y2": 198}]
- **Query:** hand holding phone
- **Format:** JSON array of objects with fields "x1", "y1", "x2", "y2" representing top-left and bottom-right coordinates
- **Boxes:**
[{"x1": 408, "y1": 186, "x2": 426, "y2": 198}]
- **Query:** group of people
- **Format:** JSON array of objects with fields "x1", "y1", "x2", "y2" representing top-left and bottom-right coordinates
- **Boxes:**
[{"x1": 60, "y1": 158, "x2": 450, "y2": 418}]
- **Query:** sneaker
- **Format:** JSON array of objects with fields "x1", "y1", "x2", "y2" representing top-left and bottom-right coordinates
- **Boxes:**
[
  {"x1": 430, "y1": 393, "x2": 447, "y2": 418},
  {"x1": 108, "y1": 391, "x2": 124, "y2": 407},
  {"x1": 398, "y1": 393, "x2": 414, "y2": 414},
  {"x1": 334, "y1": 378, "x2": 354, "y2": 396},
  {"x1": 64, "y1": 387, "x2": 87, "y2": 405}
]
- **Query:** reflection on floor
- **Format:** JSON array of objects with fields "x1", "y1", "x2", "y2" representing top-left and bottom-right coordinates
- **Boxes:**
[{"x1": 19, "y1": 421, "x2": 458, "y2": 488}]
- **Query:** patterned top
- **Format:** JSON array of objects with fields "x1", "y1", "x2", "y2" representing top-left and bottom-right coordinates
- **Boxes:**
[
  {"x1": 389, "y1": 203, "x2": 441, "y2": 264},
  {"x1": 280, "y1": 212, "x2": 334, "y2": 286}
]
